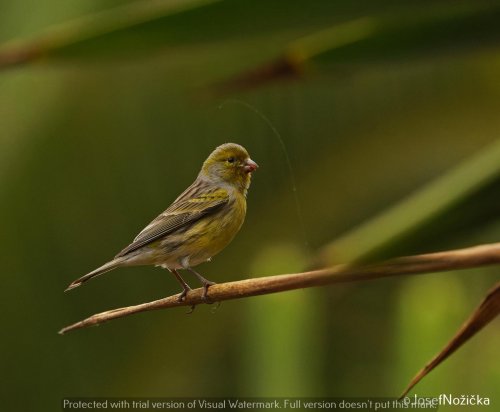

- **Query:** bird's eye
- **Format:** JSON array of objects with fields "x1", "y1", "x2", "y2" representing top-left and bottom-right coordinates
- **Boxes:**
[{"x1": 227, "y1": 157, "x2": 235, "y2": 163}]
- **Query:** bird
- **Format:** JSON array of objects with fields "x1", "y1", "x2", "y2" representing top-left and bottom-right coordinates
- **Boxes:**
[{"x1": 65, "y1": 143, "x2": 258, "y2": 301}]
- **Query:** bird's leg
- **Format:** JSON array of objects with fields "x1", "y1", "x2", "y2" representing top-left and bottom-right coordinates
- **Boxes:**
[
  {"x1": 187, "y1": 268, "x2": 216, "y2": 300},
  {"x1": 170, "y1": 269, "x2": 192, "y2": 302}
]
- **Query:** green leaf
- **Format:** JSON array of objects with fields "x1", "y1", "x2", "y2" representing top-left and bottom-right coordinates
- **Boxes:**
[
  {"x1": 317, "y1": 138, "x2": 500, "y2": 265},
  {"x1": 217, "y1": 4, "x2": 500, "y2": 92},
  {"x1": 291, "y1": 5, "x2": 500, "y2": 65},
  {"x1": 400, "y1": 281, "x2": 500, "y2": 397},
  {"x1": 0, "y1": 0, "x2": 222, "y2": 68},
  {"x1": 1, "y1": 0, "x2": 495, "y2": 73}
]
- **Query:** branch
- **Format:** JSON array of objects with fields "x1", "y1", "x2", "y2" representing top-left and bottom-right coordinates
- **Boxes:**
[{"x1": 60, "y1": 242, "x2": 500, "y2": 334}]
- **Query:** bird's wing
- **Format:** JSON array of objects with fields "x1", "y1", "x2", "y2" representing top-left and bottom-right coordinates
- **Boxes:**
[{"x1": 115, "y1": 183, "x2": 229, "y2": 258}]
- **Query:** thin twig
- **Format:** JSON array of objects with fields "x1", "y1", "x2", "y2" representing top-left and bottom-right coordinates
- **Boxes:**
[{"x1": 59, "y1": 242, "x2": 500, "y2": 334}]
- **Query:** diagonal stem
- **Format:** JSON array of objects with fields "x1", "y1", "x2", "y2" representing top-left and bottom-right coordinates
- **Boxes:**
[{"x1": 59, "y1": 242, "x2": 500, "y2": 335}]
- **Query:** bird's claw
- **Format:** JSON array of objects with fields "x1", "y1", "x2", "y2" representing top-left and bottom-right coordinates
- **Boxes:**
[
  {"x1": 177, "y1": 287, "x2": 191, "y2": 302},
  {"x1": 178, "y1": 281, "x2": 215, "y2": 313},
  {"x1": 202, "y1": 281, "x2": 216, "y2": 301}
]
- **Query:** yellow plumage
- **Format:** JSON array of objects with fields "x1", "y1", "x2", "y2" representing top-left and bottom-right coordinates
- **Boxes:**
[{"x1": 66, "y1": 143, "x2": 258, "y2": 300}]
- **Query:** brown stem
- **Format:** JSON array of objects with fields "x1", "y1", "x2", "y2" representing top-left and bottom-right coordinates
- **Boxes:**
[{"x1": 59, "y1": 242, "x2": 500, "y2": 334}]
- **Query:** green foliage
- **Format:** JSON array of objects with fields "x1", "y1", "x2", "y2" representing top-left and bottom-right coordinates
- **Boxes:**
[{"x1": 1, "y1": 0, "x2": 499, "y2": 409}]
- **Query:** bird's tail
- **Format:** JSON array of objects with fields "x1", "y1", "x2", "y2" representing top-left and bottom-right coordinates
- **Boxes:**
[{"x1": 65, "y1": 257, "x2": 126, "y2": 292}]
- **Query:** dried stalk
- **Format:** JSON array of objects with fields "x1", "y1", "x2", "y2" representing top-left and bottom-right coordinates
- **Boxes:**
[{"x1": 60, "y1": 242, "x2": 500, "y2": 334}]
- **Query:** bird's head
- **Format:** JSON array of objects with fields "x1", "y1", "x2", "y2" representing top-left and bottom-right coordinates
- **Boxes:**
[{"x1": 200, "y1": 143, "x2": 258, "y2": 195}]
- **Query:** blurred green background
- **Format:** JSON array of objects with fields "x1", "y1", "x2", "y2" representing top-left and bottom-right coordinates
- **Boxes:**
[{"x1": 1, "y1": 0, "x2": 499, "y2": 410}]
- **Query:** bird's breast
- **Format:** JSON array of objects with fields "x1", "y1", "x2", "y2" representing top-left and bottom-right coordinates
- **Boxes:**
[
  {"x1": 156, "y1": 193, "x2": 247, "y2": 268},
  {"x1": 195, "y1": 195, "x2": 247, "y2": 255}
]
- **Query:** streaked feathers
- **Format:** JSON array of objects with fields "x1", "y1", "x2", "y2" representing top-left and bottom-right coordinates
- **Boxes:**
[
  {"x1": 115, "y1": 186, "x2": 229, "y2": 258},
  {"x1": 65, "y1": 143, "x2": 257, "y2": 295}
]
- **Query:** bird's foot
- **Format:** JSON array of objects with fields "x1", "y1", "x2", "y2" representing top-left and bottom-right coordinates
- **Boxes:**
[
  {"x1": 186, "y1": 268, "x2": 215, "y2": 301},
  {"x1": 186, "y1": 305, "x2": 196, "y2": 314},
  {"x1": 177, "y1": 286, "x2": 192, "y2": 302},
  {"x1": 202, "y1": 281, "x2": 216, "y2": 301}
]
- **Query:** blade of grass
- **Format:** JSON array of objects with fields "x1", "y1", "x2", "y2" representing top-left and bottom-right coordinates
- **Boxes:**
[
  {"x1": 0, "y1": 0, "x2": 221, "y2": 69},
  {"x1": 1, "y1": 1, "x2": 495, "y2": 72},
  {"x1": 400, "y1": 281, "x2": 500, "y2": 398},
  {"x1": 216, "y1": 4, "x2": 500, "y2": 92},
  {"x1": 316, "y1": 139, "x2": 500, "y2": 265}
]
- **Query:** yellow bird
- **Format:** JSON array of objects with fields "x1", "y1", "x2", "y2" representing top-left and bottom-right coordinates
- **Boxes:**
[{"x1": 65, "y1": 143, "x2": 258, "y2": 300}]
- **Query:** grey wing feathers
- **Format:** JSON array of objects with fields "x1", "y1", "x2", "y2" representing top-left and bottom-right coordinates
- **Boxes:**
[{"x1": 115, "y1": 181, "x2": 228, "y2": 258}]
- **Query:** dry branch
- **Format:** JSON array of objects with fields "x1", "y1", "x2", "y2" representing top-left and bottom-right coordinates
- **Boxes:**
[
  {"x1": 400, "y1": 281, "x2": 500, "y2": 398},
  {"x1": 60, "y1": 242, "x2": 500, "y2": 334}
]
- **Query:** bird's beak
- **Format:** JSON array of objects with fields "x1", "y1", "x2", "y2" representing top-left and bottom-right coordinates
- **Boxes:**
[{"x1": 243, "y1": 158, "x2": 258, "y2": 173}]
